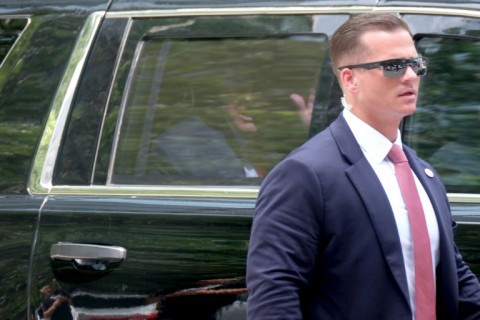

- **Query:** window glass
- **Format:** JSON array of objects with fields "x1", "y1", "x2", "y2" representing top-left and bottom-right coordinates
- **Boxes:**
[
  {"x1": 110, "y1": 35, "x2": 326, "y2": 185},
  {"x1": 0, "y1": 18, "x2": 31, "y2": 194},
  {"x1": 405, "y1": 37, "x2": 480, "y2": 193},
  {"x1": 53, "y1": 19, "x2": 128, "y2": 186},
  {"x1": 0, "y1": 18, "x2": 27, "y2": 65}
]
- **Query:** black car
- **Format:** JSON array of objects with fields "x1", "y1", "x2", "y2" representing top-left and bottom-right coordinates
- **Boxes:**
[{"x1": 0, "y1": 0, "x2": 479, "y2": 319}]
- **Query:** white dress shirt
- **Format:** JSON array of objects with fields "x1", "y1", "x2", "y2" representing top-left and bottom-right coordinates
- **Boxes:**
[{"x1": 342, "y1": 109, "x2": 440, "y2": 319}]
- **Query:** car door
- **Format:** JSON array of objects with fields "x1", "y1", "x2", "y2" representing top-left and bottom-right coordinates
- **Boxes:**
[{"x1": 29, "y1": 8, "x2": 347, "y2": 319}]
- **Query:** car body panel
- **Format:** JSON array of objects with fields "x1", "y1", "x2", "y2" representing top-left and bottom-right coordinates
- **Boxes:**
[
  {"x1": 36, "y1": 196, "x2": 253, "y2": 318},
  {"x1": 0, "y1": 197, "x2": 43, "y2": 319}
]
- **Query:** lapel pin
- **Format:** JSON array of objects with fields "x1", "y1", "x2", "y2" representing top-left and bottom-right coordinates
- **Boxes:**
[{"x1": 424, "y1": 168, "x2": 434, "y2": 178}]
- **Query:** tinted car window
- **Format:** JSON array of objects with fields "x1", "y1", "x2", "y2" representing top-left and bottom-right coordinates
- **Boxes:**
[
  {"x1": 1, "y1": 15, "x2": 87, "y2": 194},
  {"x1": 0, "y1": 18, "x2": 26, "y2": 64},
  {"x1": 111, "y1": 36, "x2": 325, "y2": 185},
  {"x1": 406, "y1": 36, "x2": 480, "y2": 193},
  {"x1": 0, "y1": 18, "x2": 34, "y2": 194},
  {"x1": 104, "y1": 17, "x2": 327, "y2": 186},
  {"x1": 54, "y1": 18, "x2": 128, "y2": 186}
]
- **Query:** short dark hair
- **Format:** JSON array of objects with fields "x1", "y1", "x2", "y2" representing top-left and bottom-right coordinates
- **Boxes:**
[{"x1": 329, "y1": 13, "x2": 411, "y2": 74}]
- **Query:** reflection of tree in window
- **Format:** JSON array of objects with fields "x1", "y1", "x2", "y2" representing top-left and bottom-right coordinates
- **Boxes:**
[{"x1": 113, "y1": 36, "x2": 327, "y2": 185}]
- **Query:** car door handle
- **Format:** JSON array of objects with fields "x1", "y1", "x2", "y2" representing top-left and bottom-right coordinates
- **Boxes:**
[
  {"x1": 49, "y1": 243, "x2": 127, "y2": 282},
  {"x1": 50, "y1": 242, "x2": 127, "y2": 271}
]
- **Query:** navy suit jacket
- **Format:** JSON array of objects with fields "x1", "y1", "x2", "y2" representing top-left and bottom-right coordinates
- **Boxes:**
[{"x1": 247, "y1": 114, "x2": 480, "y2": 319}]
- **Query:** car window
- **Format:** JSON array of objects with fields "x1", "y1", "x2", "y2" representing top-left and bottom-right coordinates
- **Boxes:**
[
  {"x1": 53, "y1": 19, "x2": 128, "y2": 186},
  {"x1": 106, "y1": 17, "x2": 328, "y2": 186},
  {"x1": 0, "y1": 18, "x2": 26, "y2": 65},
  {"x1": 0, "y1": 18, "x2": 32, "y2": 194},
  {"x1": 405, "y1": 36, "x2": 480, "y2": 193}
]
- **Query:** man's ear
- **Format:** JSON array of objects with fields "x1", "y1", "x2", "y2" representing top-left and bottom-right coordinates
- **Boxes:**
[{"x1": 339, "y1": 68, "x2": 358, "y2": 93}]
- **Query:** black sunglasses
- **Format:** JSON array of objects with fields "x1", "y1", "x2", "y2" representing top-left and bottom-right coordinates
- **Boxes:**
[{"x1": 338, "y1": 56, "x2": 428, "y2": 78}]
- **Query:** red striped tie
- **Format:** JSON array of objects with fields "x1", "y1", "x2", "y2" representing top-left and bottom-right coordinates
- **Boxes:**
[{"x1": 388, "y1": 144, "x2": 436, "y2": 320}]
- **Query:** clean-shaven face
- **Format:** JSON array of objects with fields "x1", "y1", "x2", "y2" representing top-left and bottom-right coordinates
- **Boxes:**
[{"x1": 346, "y1": 28, "x2": 421, "y2": 133}]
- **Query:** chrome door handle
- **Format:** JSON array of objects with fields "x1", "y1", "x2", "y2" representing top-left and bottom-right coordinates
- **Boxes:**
[
  {"x1": 50, "y1": 242, "x2": 127, "y2": 271},
  {"x1": 50, "y1": 243, "x2": 127, "y2": 281}
]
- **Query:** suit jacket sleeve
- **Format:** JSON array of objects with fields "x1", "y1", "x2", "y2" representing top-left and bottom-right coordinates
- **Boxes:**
[{"x1": 246, "y1": 156, "x2": 323, "y2": 319}]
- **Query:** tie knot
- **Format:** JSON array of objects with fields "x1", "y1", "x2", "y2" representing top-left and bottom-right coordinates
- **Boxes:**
[{"x1": 388, "y1": 144, "x2": 408, "y2": 163}]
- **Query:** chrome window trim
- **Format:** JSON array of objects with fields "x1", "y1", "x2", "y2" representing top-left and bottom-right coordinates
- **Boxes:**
[
  {"x1": 448, "y1": 194, "x2": 480, "y2": 204},
  {"x1": 29, "y1": 184, "x2": 480, "y2": 203},
  {"x1": 29, "y1": 11, "x2": 106, "y2": 194},
  {"x1": 107, "y1": 24, "x2": 144, "y2": 185},
  {"x1": 91, "y1": 18, "x2": 134, "y2": 185},
  {"x1": 103, "y1": 6, "x2": 480, "y2": 19},
  {"x1": 458, "y1": 222, "x2": 480, "y2": 225},
  {"x1": 38, "y1": 185, "x2": 260, "y2": 198},
  {"x1": 28, "y1": 6, "x2": 480, "y2": 202}
]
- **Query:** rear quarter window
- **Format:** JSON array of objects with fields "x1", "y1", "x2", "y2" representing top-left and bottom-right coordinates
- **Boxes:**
[
  {"x1": 0, "y1": 18, "x2": 26, "y2": 65},
  {"x1": 0, "y1": 18, "x2": 31, "y2": 194}
]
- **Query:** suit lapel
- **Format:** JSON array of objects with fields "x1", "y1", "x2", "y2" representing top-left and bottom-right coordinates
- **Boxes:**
[{"x1": 329, "y1": 115, "x2": 411, "y2": 305}]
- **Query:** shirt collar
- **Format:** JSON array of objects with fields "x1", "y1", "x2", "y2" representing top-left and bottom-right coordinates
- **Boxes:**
[{"x1": 342, "y1": 109, "x2": 402, "y2": 163}]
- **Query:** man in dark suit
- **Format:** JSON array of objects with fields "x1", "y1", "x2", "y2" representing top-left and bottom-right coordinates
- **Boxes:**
[{"x1": 246, "y1": 13, "x2": 480, "y2": 320}]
